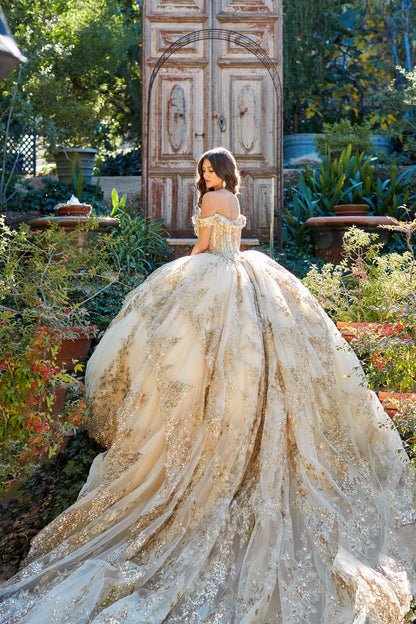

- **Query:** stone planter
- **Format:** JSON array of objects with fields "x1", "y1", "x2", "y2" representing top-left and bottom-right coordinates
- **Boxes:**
[
  {"x1": 54, "y1": 148, "x2": 97, "y2": 185},
  {"x1": 306, "y1": 215, "x2": 391, "y2": 263},
  {"x1": 333, "y1": 204, "x2": 370, "y2": 217},
  {"x1": 283, "y1": 133, "x2": 322, "y2": 165}
]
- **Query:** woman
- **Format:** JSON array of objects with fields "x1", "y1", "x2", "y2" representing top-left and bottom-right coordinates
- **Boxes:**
[{"x1": 1, "y1": 147, "x2": 415, "y2": 623}]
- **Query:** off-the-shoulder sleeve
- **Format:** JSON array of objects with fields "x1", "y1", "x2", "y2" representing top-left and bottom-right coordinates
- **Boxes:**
[
  {"x1": 192, "y1": 212, "x2": 247, "y2": 235},
  {"x1": 236, "y1": 215, "x2": 247, "y2": 229},
  {"x1": 192, "y1": 213, "x2": 218, "y2": 236}
]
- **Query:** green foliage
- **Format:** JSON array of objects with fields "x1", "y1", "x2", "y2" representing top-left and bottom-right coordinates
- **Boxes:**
[
  {"x1": 283, "y1": 1, "x2": 416, "y2": 134},
  {"x1": 350, "y1": 326, "x2": 416, "y2": 392},
  {"x1": 0, "y1": 217, "x2": 120, "y2": 451},
  {"x1": 371, "y1": 68, "x2": 416, "y2": 163},
  {"x1": 0, "y1": 320, "x2": 78, "y2": 439},
  {"x1": 106, "y1": 208, "x2": 169, "y2": 276},
  {"x1": 304, "y1": 223, "x2": 416, "y2": 393},
  {"x1": 283, "y1": 0, "x2": 346, "y2": 132},
  {"x1": 110, "y1": 188, "x2": 127, "y2": 216},
  {"x1": 99, "y1": 148, "x2": 142, "y2": 176},
  {"x1": 315, "y1": 119, "x2": 374, "y2": 159},
  {"x1": 279, "y1": 238, "x2": 322, "y2": 279},
  {"x1": 303, "y1": 226, "x2": 416, "y2": 325},
  {"x1": 283, "y1": 184, "x2": 315, "y2": 251},
  {"x1": 391, "y1": 400, "x2": 416, "y2": 467},
  {"x1": 0, "y1": 217, "x2": 117, "y2": 327},
  {"x1": 82, "y1": 275, "x2": 142, "y2": 333},
  {"x1": 292, "y1": 145, "x2": 415, "y2": 218},
  {"x1": 370, "y1": 164, "x2": 416, "y2": 216},
  {"x1": 2, "y1": 0, "x2": 142, "y2": 153}
]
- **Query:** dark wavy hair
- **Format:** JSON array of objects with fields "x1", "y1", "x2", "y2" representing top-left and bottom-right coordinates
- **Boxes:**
[{"x1": 195, "y1": 147, "x2": 240, "y2": 207}]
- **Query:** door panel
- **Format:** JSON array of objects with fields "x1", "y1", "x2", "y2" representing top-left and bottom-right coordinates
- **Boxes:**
[
  {"x1": 150, "y1": 0, "x2": 206, "y2": 15},
  {"x1": 151, "y1": 67, "x2": 206, "y2": 167},
  {"x1": 219, "y1": 0, "x2": 276, "y2": 13}
]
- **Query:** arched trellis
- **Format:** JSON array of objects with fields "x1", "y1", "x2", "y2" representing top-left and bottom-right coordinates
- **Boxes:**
[{"x1": 144, "y1": 28, "x2": 283, "y2": 259}]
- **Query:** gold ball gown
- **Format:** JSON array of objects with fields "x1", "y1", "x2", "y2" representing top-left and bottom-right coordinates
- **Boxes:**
[{"x1": 1, "y1": 211, "x2": 415, "y2": 624}]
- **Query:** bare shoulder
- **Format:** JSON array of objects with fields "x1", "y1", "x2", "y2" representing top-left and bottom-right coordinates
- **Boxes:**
[
  {"x1": 216, "y1": 191, "x2": 240, "y2": 219},
  {"x1": 200, "y1": 192, "x2": 217, "y2": 217}
]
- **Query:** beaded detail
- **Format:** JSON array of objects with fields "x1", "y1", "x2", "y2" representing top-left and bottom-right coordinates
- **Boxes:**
[
  {"x1": 192, "y1": 211, "x2": 247, "y2": 259},
  {"x1": 1, "y1": 216, "x2": 415, "y2": 624}
]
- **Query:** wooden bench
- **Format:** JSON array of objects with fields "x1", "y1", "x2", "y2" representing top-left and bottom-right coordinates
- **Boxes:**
[{"x1": 166, "y1": 238, "x2": 260, "y2": 259}]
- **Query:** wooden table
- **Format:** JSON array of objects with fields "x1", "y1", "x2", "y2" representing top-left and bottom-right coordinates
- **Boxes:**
[{"x1": 166, "y1": 238, "x2": 260, "y2": 259}]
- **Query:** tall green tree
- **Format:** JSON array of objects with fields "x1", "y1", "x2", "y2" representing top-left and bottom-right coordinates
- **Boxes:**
[
  {"x1": 283, "y1": 0, "x2": 348, "y2": 133},
  {"x1": 1, "y1": 0, "x2": 142, "y2": 153},
  {"x1": 283, "y1": 0, "x2": 416, "y2": 135}
]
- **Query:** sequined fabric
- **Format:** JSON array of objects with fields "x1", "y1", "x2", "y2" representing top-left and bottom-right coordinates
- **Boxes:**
[{"x1": 1, "y1": 212, "x2": 415, "y2": 623}]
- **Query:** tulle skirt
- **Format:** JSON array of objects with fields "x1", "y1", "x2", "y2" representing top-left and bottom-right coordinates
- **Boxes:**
[{"x1": 1, "y1": 250, "x2": 415, "y2": 623}]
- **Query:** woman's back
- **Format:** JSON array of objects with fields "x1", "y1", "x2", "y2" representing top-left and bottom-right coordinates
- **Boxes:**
[{"x1": 201, "y1": 189, "x2": 240, "y2": 221}]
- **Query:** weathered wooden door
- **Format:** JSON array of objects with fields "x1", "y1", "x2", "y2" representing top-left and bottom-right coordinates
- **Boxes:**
[{"x1": 143, "y1": 0, "x2": 282, "y2": 236}]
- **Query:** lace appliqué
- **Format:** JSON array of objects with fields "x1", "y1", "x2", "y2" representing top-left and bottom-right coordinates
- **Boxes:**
[{"x1": 192, "y1": 211, "x2": 247, "y2": 259}]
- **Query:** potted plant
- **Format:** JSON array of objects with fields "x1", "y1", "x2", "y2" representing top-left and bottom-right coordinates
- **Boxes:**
[
  {"x1": 294, "y1": 145, "x2": 416, "y2": 261},
  {"x1": 297, "y1": 144, "x2": 415, "y2": 217},
  {"x1": 30, "y1": 82, "x2": 101, "y2": 184},
  {"x1": 0, "y1": 215, "x2": 121, "y2": 480},
  {"x1": 314, "y1": 119, "x2": 393, "y2": 161}
]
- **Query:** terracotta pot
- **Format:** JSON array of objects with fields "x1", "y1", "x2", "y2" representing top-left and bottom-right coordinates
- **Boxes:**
[
  {"x1": 333, "y1": 204, "x2": 370, "y2": 217},
  {"x1": 378, "y1": 391, "x2": 416, "y2": 418},
  {"x1": 336, "y1": 321, "x2": 403, "y2": 344},
  {"x1": 306, "y1": 215, "x2": 391, "y2": 263},
  {"x1": 51, "y1": 385, "x2": 67, "y2": 415},
  {"x1": 55, "y1": 204, "x2": 92, "y2": 217},
  {"x1": 55, "y1": 326, "x2": 97, "y2": 370}
]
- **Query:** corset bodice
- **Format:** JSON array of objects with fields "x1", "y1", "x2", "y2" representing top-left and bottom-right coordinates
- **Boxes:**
[{"x1": 192, "y1": 211, "x2": 247, "y2": 259}]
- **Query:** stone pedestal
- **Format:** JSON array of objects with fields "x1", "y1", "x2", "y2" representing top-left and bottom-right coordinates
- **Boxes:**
[{"x1": 306, "y1": 216, "x2": 391, "y2": 263}]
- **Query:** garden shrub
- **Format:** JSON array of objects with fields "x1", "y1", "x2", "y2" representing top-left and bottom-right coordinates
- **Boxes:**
[{"x1": 99, "y1": 148, "x2": 142, "y2": 176}]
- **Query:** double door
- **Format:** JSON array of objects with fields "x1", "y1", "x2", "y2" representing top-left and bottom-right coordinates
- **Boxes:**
[{"x1": 143, "y1": 0, "x2": 282, "y2": 236}]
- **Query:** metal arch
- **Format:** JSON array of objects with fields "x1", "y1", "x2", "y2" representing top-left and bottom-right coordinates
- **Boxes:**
[{"x1": 144, "y1": 28, "x2": 284, "y2": 259}]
